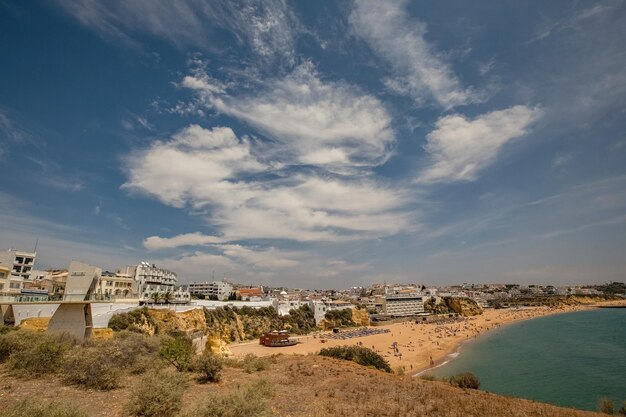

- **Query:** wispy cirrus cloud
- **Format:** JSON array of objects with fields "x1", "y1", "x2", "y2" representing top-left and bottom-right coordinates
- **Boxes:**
[
  {"x1": 55, "y1": 0, "x2": 301, "y2": 64},
  {"x1": 350, "y1": 0, "x2": 482, "y2": 109},
  {"x1": 417, "y1": 105, "x2": 543, "y2": 183},
  {"x1": 181, "y1": 62, "x2": 395, "y2": 172}
]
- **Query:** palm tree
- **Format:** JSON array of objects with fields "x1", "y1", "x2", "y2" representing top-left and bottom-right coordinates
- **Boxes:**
[
  {"x1": 163, "y1": 291, "x2": 173, "y2": 304},
  {"x1": 151, "y1": 292, "x2": 162, "y2": 304}
]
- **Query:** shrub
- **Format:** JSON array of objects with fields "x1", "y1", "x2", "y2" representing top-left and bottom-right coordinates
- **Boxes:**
[
  {"x1": 6, "y1": 333, "x2": 72, "y2": 377},
  {"x1": 242, "y1": 353, "x2": 269, "y2": 373},
  {"x1": 182, "y1": 378, "x2": 274, "y2": 417},
  {"x1": 419, "y1": 374, "x2": 438, "y2": 381},
  {"x1": 618, "y1": 401, "x2": 626, "y2": 416},
  {"x1": 449, "y1": 372, "x2": 481, "y2": 390},
  {"x1": 108, "y1": 307, "x2": 156, "y2": 334},
  {"x1": 125, "y1": 369, "x2": 187, "y2": 417},
  {"x1": 62, "y1": 343, "x2": 122, "y2": 390},
  {"x1": 4, "y1": 400, "x2": 87, "y2": 417},
  {"x1": 159, "y1": 334, "x2": 195, "y2": 372},
  {"x1": 193, "y1": 351, "x2": 223, "y2": 382},
  {"x1": 599, "y1": 397, "x2": 615, "y2": 415},
  {"x1": 319, "y1": 345, "x2": 391, "y2": 372},
  {"x1": 113, "y1": 331, "x2": 161, "y2": 373},
  {"x1": 0, "y1": 329, "x2": 42, "y2": 363}
]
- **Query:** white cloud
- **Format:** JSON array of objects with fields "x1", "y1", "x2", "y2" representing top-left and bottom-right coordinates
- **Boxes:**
[
  {"x1": 55, "y1": 0, "x2": 300, "y2": 63},
  {"x1": 350, "y1": 0, "x2": 481, "y2": 109},
  {"x1": 124, "y1": 124, "x2": 412, "y2": 244},
  {"x1": 417, "y1": 105, "x2": 542, "y2": 183},
  {"x1": 143, "y1": 232, "x2": 224, "y2": 250},
  {"x1": 219, "y1": 244, "x2": 300, "y2": 269},
  {"x1": 181, "y1": 62, "x2": 395, "y2": 171}
]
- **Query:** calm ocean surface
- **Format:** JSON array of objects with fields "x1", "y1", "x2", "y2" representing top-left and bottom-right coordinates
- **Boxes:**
[{"x1": 432, "y1": 308, "x2": 626, "y2": 411}]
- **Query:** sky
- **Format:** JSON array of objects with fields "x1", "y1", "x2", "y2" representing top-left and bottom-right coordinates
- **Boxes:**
[{"x1": 1, "y1": 0, "x2": 625, "y2": 288}]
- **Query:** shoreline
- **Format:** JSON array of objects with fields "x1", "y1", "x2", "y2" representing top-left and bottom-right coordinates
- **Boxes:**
[{"x1": 228, "y1": 300, "x2": 626, "y2": 373}]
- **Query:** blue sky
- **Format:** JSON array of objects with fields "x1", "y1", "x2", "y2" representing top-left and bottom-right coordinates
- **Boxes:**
[{"x1": 1, "y1": 0, "x2": 625, "y2": 288}]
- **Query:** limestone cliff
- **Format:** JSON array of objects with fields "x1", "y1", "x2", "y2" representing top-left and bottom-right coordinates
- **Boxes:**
[
  {"x1": 18, "y1": 317, "x2": 50, "y2": 331},
  {"x1": 351, "y1": 307, "x2": 370, "y2": 326},
  {"x1": 148, "y1": 308, "x2": 206, "y2": 335},
  {"x1": 424, "y1": 297, "x2": 483, "y2": 316}
]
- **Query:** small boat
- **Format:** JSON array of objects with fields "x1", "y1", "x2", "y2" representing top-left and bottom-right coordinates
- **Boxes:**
[{"x1": 259, "y1": 330, "x2": 299, "y2": 347}]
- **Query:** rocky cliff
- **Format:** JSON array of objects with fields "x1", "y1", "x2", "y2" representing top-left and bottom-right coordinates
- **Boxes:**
[{"x1": 424, "y1": 297, "x2": 483, "y2": 316}]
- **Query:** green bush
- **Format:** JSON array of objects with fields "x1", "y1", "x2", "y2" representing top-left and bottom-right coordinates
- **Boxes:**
[
  {"x1": 108, "y1": 307, "x2": 156, "y2": 333},
  {"x1": 6, "y1": 333, "x2": 72, "y2": 377},
  {"x1": 159, "y1": 334, "x2": 196, "y2": 372},
  {"x1": 4, "y1": 400, "x2": 87, "y2": 417},
  {"x1": 182, "y1": 378, "x2": 274, "y2": 417},
  {"x1": 618, "y1": 401, "x2": 626, "y2": 416},
  {"x1": 242, "y1": 353, "x2": 269, "y2": 373},
  {"x1": 599, "y1": 397, "x2": 615, "y2": 415},
  {"x1": 193, "y1": 351, "x2": 223, "y2": 382},
  {"x1": 0, "y1": 329, "x2": 43, "y2": 363},
  {"x1": 113, "y1": 331, "x2": 161, "y2": 373},
  {"x1": 449, "y1": 372, "x2": 481, "y2": 390},
  {"x1": 125, "y1": 369, "x2": 187, "y2": 417},
  {"x1": 62, "y1": 343, "x2": 122, "y2": 390},
  {"x1": 319, "y1": 345, "x2": 391, "y2": 372}
]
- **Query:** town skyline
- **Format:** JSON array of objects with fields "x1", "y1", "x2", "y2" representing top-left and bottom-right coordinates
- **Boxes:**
[{"x1": 1, "y1": 1, "x2": 625, "y2": 287}]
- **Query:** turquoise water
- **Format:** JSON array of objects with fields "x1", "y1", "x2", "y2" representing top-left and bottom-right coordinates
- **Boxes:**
[{"x1": 432, "y1": 308, "x2": 626, "y2": 411}]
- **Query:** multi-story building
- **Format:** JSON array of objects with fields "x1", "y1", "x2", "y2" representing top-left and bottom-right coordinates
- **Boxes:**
[
  {"x1": 124, "y1": 262, "x2": 189, "y2": 303},
  {"x1": 0, "y1": 264, "x2": 11, "y2": 295},
  {"x1": 382, "y1": 293, "x2": 425, "y2": 316},
  {"x1": 189, "y1": 280, "x2": 233, "y2": 300},
  {"x1": 96, "y1": 271, "x2": 136, "y2": 299},
  {"x1": 0, "y1": 249, "x2": 37, "y2": 294}
]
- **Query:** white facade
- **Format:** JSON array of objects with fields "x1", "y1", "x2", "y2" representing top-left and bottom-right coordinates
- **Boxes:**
[
  {"x1": 383, "y1": 293, "x2": 425, "y2": 316},
  {"x1": 96, "y1": 272, "x2": 135, "y2": 299},
  {"x1": 189, "y1": 281, "x2": 233, "y2": 300},
  {"x1": 0, "y1": 249, "x2": 37, "y2": 294},
  {"x1": 125, "y1": 262, "x2": 189, "y2": 303}
]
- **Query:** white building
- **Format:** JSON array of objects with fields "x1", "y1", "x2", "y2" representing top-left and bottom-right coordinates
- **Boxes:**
[
  {"x1": 96, "y1": 271, "x2": 136, "y2": 299},
  {"x1": 0, "y1": 249, "x2": 37, "y2": 294},
  {"x1": 124, "y1": 262, "x2": 189, "y2": 304},
  {"x1": 382, "y1": 293, "x2": 425, "y2": 316},
  {"x1": 189, "y1": 281, "x2": 233, "y2": 300}
]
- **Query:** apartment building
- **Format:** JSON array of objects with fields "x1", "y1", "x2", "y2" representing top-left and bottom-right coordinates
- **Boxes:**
[
  {"x1": 0, "y1": 249, "x2": 37, "y2": 294},
  {"x1": 382, "y1": 293, "x2": 426, "y2": 316},
  {"x1": 96, "y1": 271, "x2": 136, "y2": 299},
  {"x1": 124, "y1": 262, "x2": 189, "y2": 303},
  {"x1": 189, "y1": 280, "x2": 233, "y2": 300}
]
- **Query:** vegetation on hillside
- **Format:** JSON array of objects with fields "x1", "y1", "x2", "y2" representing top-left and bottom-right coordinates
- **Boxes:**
[{"x1": 319, "y1": 345, "x2": 391, "y2": 372}]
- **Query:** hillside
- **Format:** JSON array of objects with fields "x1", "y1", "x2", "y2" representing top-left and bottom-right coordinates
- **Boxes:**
[{"x1": 1, "y1": 353, "x2": 604, "y2": 417}]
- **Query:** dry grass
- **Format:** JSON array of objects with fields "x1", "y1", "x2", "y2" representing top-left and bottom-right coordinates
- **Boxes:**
[{"x1": 0, "y1": 353, "x2": 605, "y2": 417}]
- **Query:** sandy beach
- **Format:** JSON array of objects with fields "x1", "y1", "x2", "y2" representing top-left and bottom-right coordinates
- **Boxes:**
[{"x1": 228, "y1": 302, "x2": 625, "y2": 374}]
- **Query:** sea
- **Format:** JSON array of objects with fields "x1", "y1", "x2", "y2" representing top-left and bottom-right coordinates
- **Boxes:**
[{"x1": 430, "y1": 308, "x2": 626, "y2": 411}]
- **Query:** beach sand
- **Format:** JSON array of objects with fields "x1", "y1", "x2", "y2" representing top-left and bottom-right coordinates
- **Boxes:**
[{"x1": 228, "y1": 302, "x2": 625, "y2": 374}]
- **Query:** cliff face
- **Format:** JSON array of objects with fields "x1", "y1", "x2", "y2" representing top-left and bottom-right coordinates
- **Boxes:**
[
  {"x1": 148, "y1": 308, "x2": 207, "y2": 335},
  {"x1": 444, "y1": 297, "x2": 483, "y2": 316},
  {"x1": 351, "y1": 308, "x2": 370, "y2": 326},
  {"x1": 424, "y1": 297, "x2": 483, "y2": 316}
]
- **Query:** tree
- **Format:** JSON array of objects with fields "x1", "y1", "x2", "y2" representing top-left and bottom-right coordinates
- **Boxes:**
[
  {"x1": 159, "y1": 335, "x2": 195, "y2": 372},
  {"x1": 151, "y1": 292, "x2": 162, "y2": 304}
]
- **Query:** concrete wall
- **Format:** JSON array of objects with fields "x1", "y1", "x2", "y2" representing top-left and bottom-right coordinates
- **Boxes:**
[
  {"x1": 48, "y1": 303, "x2": 93, "y2": 339},
  {"x1": 65, "y1": 261, "x2": 101, "y2": 301},
  {"x1": 9, "y1": 303, "x2": 60, "y2": 326}
]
